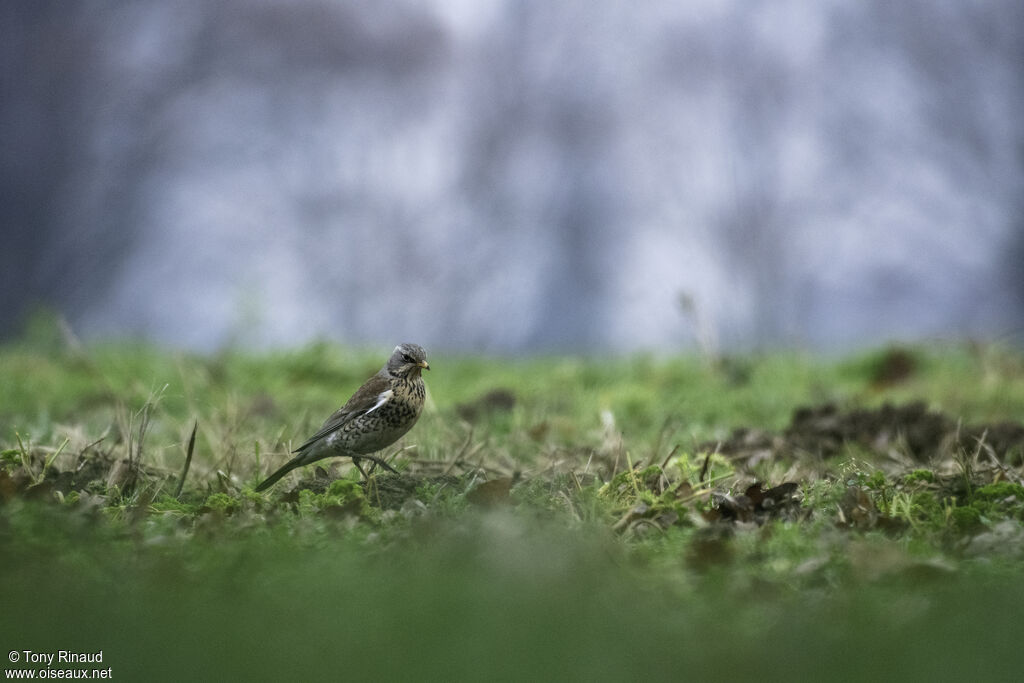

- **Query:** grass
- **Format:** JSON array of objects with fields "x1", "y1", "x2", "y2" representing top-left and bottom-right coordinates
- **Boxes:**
[{"x1": 3, "y1": 329, "x2": 1024, "y2": 680}]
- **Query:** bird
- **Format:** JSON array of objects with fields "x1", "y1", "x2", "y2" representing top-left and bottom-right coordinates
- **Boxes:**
[{"x1": 254, "y1": 343, "x2": 429, "y2": 492}]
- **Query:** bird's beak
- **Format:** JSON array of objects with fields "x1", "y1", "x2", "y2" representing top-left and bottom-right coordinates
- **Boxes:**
[{"x1": 418, "y1": 360, "x2": 430, "y2": 371}]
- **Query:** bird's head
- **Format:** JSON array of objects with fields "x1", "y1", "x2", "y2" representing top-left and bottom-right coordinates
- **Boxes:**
[{"x1": 387, "y1": 343, "x2": 429, "y2": 378}]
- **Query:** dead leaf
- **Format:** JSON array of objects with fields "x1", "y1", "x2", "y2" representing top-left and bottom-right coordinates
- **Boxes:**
[
  {"x1": 745, "y1": 482, "x2": 765, "y2": 507},
  {"x1": 762, "y1": 482, "x2": 800, "y2": 508},
  {"x1": 673, "y1": 480, "x2": 694, "y2": 500},
  {"x1": 838, "y1": 487, "x2": 878, "y2": 529},
  {"x1": 466, "y1": 475, "x2": 519, "y2": 508},
  {"x1": 712, "y1": 492, "x2": 753, "y2": 522}
]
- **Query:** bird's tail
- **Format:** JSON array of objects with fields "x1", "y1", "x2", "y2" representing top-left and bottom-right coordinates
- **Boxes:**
[
  {"x1": 254, "y1": 450, "x2": 400, "y2": 492},
  {"x1": 254, "y1": 454, "x2": 307, "y2": 492}
]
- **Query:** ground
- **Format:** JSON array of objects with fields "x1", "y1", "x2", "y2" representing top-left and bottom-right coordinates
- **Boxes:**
[{"x1": 3, "y1": 331, "x2": 1024, "y2": 680}]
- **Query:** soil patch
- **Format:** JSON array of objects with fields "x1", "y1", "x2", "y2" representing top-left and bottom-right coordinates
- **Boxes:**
[{"x1": 708, "y1": 401, "x2": 1024, "y2": 465}]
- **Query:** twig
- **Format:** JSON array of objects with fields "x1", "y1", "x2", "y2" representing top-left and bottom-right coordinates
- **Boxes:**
[
  {"x1": 979, "y1": 433, "x2": 1024, "y2": 486},
  {"x1": 660, "y1": 444, "x2": 680, "y2": 470},
  {"x1": 699, "y1": 443, "x2": 720, "y2": 483},
  {"x1": 79, "y1": 432, "x2": 108, "y2": 458},
  {"x1": 651, "y1": 416, "x2": 674, "y2": 465},
  {"x1": 174, "y1": 420, "x2": 198, "y2": 498},
  {"x1": 582, "y1": 449, "x2": 595, "y2": 476}
]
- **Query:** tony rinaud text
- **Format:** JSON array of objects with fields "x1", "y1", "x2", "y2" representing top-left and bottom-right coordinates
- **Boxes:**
[{"x1": 19, "y1": 652, "x2": 103, "y2": 665}]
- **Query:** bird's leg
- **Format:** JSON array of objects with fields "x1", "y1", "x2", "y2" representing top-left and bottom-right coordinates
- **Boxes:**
[
  {"x1": 356, "y1": 454, "x2": 398, "y2": 475},
  {"x1": 352, "y1": 457, "x2": 369, "y2": 480}
]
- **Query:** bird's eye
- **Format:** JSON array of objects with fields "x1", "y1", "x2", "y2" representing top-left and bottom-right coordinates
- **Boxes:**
[{"x1": 402, "y1": 354, "x2": 414, "y2": 363}]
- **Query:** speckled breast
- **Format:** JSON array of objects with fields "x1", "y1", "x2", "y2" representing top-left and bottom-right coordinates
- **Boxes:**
[{"x1": 337, "y1": 378, "x2": 425, "y2": 454}]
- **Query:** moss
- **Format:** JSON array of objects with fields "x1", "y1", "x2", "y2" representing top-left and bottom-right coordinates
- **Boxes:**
[
  {"x1": 954, "y1": 482, "x2": 1024, "y2": 525},
  {"x1": 972, "y1": 482, "x2": 1024, "y2": 502},
  {"x1": 239, "y1": 487, "x2": 265, "y2": 505},
  {"x1": 951, "y1": 506, "x2": 983, "y2": 532},
  {"x1": 865, "y1": 470, "x2": 887, "y2": 490},
  {"x1": 908, "y1": 491, "x2": 944, "y2": 526},
  {"x1": 202, "y1": 493, "x2": 239, "y2": 514},
  {"x1": 1, "y1": 448, "x2": 21, "y2": 468},
  {"x1": 295, "y1": 479, "x2": 371, "y2": 518},
  {"x1": 327, "y1": 478, "x2": 362, "y2": 498},
  {"x1": 903, "y1": 469, "x2": 935, "y2": 485},
  {"x1": 601, "y1": 467, "x2": 653, "y2": 502}
]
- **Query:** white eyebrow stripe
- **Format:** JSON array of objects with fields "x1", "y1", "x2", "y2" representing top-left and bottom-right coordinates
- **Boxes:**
[{"x1": 365, "y1": 390, "x2": 393, "y2": 416}]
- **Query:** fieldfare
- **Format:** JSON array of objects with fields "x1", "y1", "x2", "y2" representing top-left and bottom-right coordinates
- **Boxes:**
[{"x1": 255, "y1": 343, "x2": 429, "y2": 491}]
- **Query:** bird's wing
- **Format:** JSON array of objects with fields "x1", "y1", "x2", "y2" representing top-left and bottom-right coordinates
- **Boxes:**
[{"x1": 294, "y1": 372, "x2": 392, "y2": 453}]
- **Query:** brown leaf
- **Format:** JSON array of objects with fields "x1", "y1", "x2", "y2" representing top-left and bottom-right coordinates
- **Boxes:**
[
  {"x1": 838, "y1": 487, "x2": 878, "y2": 529},
  {"x1": 701, "y1": 507, "x2": 722, "y2": 523},
  {"x1": 762, "y1": 482, "x2": 800, "y2": 508},
  {"x1": 673, "y1": 480, "x2": 694, "y2": 500},
  {"x1": 745, "y1": 482, "x2": 765, "y2": 507},
  {"x1": 712, "y1": 492, "x2": 753, "y2": 522},
  {"x1": 466, "y1": 476, "x2": 517, "y2": 508}
]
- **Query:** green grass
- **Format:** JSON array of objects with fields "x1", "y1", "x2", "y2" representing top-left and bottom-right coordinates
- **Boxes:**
[
  {"x1": 6, "y1": 502, "x2": 1024, "y2": 681},
  {"x1": 3, "y1": 334, "x2": 1024, "y2": 680}
]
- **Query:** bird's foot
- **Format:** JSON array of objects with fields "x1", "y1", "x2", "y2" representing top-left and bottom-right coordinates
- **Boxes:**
[{"x1": 352, "y1": 455, "x2": 398, "y2": 478}]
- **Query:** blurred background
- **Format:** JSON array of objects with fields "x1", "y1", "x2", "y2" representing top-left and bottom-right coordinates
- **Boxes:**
[{"x1": 2, "y1": 0, "x2": 1022, "y2": 354}]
